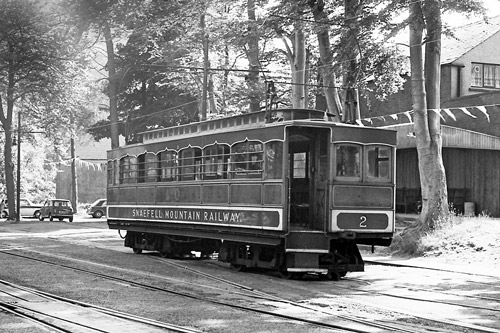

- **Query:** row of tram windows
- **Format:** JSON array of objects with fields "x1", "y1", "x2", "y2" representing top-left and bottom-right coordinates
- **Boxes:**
[
  {"x1": 108, "y1": 141, "x2": 284, "y2": 185},
  {"x1": 108, "y1": 141, "x2": 393, "y2": 185}
]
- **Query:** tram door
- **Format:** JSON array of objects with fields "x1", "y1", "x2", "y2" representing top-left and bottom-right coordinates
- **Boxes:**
[{"x1": 288, "y1": 128, "x2": 329, "y2": 231}]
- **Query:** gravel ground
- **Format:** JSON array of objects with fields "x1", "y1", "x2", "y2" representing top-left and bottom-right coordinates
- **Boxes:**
[{"x1": 1, "y1": 215, "x2": 499, "y2": 332}]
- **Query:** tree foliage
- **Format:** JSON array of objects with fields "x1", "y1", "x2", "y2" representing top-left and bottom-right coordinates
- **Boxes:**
[
  {"x1": 0, "y1": 0, "x2": 491, "y2": 217},
  {"x1": 0, "y1": 0, "x2": 77, "y2": 219}
]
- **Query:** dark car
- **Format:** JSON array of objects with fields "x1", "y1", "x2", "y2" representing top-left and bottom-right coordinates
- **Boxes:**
[
  {"x1": 39, "y1": 199, "x2": 74, "y2": 222},
  {"x1": 87, "y1": 198, "x2": 107, "y2": 218}
]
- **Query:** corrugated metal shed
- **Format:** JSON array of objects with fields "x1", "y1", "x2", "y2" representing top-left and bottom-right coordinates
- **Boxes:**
[{"x1": 384, "y1": 123, "x2": 500, "y2": 150}]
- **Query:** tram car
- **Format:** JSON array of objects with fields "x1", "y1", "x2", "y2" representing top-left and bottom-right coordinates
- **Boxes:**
[{"x1": 106, "y1": 108, "x2": 396, "y2": 279}]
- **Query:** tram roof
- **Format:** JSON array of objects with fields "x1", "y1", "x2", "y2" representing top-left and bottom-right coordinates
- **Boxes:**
[
  {"x1": 108, "y1": 109, "x2": 396, "y2": 159},
  {"x1": 137, "y1": 108, "x2": 393, "y2": 145}
]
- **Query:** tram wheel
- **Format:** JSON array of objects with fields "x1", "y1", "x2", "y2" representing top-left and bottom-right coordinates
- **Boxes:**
[
  {"x1": 320, "y1": 271, "x2": 341, "y2": 281},
  {"x1": 279, "y1": 267, "x2": 303, "y2": 279},
  {"x1": 132, "y1": 248, "x2": 143, "y2": 254},
  {"x1": 229, "y1": 263, "x2": 246, "y2": 272}
]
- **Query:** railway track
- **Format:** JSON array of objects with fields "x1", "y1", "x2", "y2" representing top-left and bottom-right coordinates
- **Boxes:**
[
  {"x1": 1, "y1": 244, "x2": 496, "y2": 332},
  {"x1": 0, "y1": 247, "x2": 392, "y2": 333},
  {"x1": 0, "y1": 278, "x2": 201, "y2": 333},
  {"x1": 160, "y1": 257, "x2": 500, "y2": 333}
]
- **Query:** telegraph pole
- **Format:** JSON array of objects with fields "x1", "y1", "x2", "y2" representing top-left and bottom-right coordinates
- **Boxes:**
[{"x1": 16, "y1": 111, "x2": 21, "y2": 222}]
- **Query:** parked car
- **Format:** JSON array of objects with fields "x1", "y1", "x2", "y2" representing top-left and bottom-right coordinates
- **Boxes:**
[
  {"x1": 87, "y1": 199, "x2": 107, "y2": 218},
  {"x1": 1, "y1": 198, "x2": 42, "y2": 219},
  {"x1": 38, "y1": 199, "x2": 74, "y2": 222}
]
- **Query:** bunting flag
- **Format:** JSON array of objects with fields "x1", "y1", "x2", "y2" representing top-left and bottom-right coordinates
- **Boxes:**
[
  {"x1": 360, "y1": 103, "x2": 495, "y2": 124},
  {"x1": 441, "y1": 108, "x2": 456, "y2": 121},
  {"x1": 403, "y1": 111, "x2": 413, "y2": 122},
  {"x1": 459, "y1": 107, "x2": 477, "y2": 118},
  {"x1": 475, "y1": 106, "x2": 490, "y2": 122},
  {"x1": 53, "y1": 158, "x2": 106, "y2": 171},
  {"x1": 429, "y1": 108, "x2": 446, "y2": 121}
]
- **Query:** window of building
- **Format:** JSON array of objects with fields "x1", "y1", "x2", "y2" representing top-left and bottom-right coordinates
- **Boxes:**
[{"x1": 471, "y1": 63, "x2": 500, "y2": 88}]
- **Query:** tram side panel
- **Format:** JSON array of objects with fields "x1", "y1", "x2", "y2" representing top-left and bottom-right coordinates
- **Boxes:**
[{"x1": 106, "y1": 182, "x2": 288, "y2": 257}]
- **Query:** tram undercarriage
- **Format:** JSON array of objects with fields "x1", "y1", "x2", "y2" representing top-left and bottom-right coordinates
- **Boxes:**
[
  {"x1": 124, "y1": 230, "x2": 364, "y2": 280},
  {"x1": 124, "y1": 231, "x2": 221, "y2": 258}
]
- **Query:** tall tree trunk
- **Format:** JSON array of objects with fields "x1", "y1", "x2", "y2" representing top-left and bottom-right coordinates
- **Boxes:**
[
  {"x1": 208, "y1": 77, "x2": 217, "y2": 115},
  {"x1": 308, "y1": 0, "x2": 342, "y2": 119},
  {"x1": 247, "y1": 0, "x2": 261, "y2": 112},
  {"x1": 103, "y1": 23, "x2": 119, "y2": 149},
  {"x1": 273, "y1": 2, "x2": 306, "y2": 108},
  {"x1": 291, "y1": 1, "x2": 306, "y2": 108},
  {"x1": 342, "y1": 0, "x2": 361, "y2": 123},
  {"x1": 70, "y1": 137, "x2": 78, "y2": 213},
  {"x1": 420, "y1": 0, "x2": 448, "y2": 227},
  {"x1": 0, "y1": 57, "x2": 17, "y2": 221},
  {"x1": 395, "y1": 1, "x2": 448, "y2": 254},
  {"x1": 304, "y1": 48, "x2": 311, "y2": 108},
  {"x1": 200, "y1": 12, "x2": 209, "y2": 120}
]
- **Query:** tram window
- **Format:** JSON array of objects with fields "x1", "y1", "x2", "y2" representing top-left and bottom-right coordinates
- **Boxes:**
[
  {"x1": 264, "y1": 141, "x2": 283, "y2": 179},
  {"x1": 159, "y1": 151, "x2": 177, "y2": 181},
  {"x1": 137, "y1": 152, "x2": 158, "y2": 183},
  {"x1": 107, "y1": 161, "x2": 114, "y2": 185},
  {"x1": 335, "y1": 145, "x2": 361, "y2": 180},
  {"x1": 292, "y1": 152, "x2": 307, "y2": 179},
  {"x1": 119, "y1": 156, "x2": 138, "y2": 184},
  {"x1": 114, "y1": 160, "x2": 120, "y2": 185},
  {"x1": 179, "y1": 147, "x2": 202, "y2": 181},
  {"x1": 230, "y1": 141, "x2": 263, "y2": 179},
  {"x1": 366, "y1": 146, "x2": 391, "y2": 182},
  {"x1": 203, "y1": 144, "x2": 229, "y2": 180}
]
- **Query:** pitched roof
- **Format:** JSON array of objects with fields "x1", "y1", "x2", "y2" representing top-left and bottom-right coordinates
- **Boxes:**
[
  {"x1": 442, "y1": 15, "x2": 500, "y2": 64},
  {"x1": 383, "y1": 123, "x2": 500, "y2": 150}
]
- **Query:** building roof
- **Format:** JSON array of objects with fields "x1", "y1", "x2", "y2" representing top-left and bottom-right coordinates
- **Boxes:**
[
  {"x1": 385, "y1": 123, "x2": 500, "y2": 150},
  {"x1": 442, "y1": 15, "x2": 500, "y2": 64}
]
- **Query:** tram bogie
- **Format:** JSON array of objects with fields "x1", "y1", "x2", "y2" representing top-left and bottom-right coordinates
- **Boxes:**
[{"x1": 107, "y1": 108, "x2": 396, "y2": 279}]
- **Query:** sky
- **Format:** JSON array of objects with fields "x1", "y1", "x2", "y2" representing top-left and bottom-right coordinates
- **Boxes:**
[{"x1": 445, "y1": 0, "x2": 500, "y2": 26}]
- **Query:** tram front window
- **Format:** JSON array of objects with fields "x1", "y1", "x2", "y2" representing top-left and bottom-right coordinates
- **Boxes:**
[
  {"x1": 366, "y1": 146, "x2": 391, "y2": 181},
  {"x1": 335, "y1": 145, "x2": 361, "y2": 179}
]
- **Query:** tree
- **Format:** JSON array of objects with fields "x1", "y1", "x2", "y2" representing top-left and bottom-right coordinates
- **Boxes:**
[
  {"x1": 269, "y1": 0, "x2": 309, "y2": 109},
  {"x1": 65, "y1": 0, "x2": 126, "y2": 149},
  {"x1": 308, "y1": 0, "x2": 343, "y2": 117},
  {"x1": 392, "y1": 0, "x2": 486, "y2": 253},
  {"x1": 0, "y1": 0, "x2": 70, "y2": 220}
]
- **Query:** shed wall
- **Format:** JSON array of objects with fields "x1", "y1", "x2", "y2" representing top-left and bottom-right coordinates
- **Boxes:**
[{"x1": 397, "y1": 148, "x2": 500, "y2": 216}]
